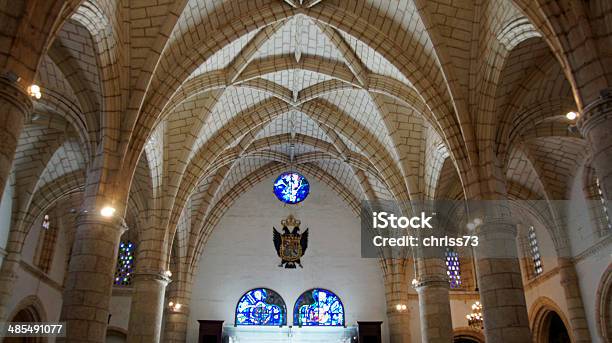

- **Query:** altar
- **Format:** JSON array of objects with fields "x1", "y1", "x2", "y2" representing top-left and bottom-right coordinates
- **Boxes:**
[{"x1": 223, "y1": 325, "x2": 358, "y2": 343}]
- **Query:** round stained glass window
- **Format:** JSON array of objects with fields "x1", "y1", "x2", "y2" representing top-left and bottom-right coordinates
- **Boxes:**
[{"x1": 273, "y1": 172, "x2": 310, "y2": 204}]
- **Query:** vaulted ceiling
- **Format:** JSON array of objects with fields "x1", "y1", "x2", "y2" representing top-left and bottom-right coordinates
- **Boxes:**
[{"x1": 7, "y1": 0, "x2": 590, "y2": 278}]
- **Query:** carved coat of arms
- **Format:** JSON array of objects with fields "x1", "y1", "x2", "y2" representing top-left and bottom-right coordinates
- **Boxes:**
[{"x1": 273, "y1": 215, "x2": 309, "y2": 269}]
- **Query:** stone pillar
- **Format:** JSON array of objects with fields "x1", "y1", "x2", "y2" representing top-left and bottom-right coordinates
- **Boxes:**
[
  {"x1": 0, "y1": 76, "x2": 32, "y2": 198},
  {"x1": 558, "y1": 258, "x2": 592, "y2": 342},
  {"x1": 127, "y1": 271, "x2": 171, "y2": 343},
  {"x1": 59, "y1": 212, "x2": 127, "y2": 343},
  {"x1": 382, "y1": 259, "x2": 411, "y2": 343},
  {"x1": 163, "y1": 308, "x2": 190, "y2": 343},
  {"x1": 415, "y1": 259, "x2": 453, "y2": 343},
  {"x1": 163, "y1": 278, "x2": 192, "y2": 343},
  {"x1": 578, "y1": 89, "x2": 612, "y2": 201},
  {"x1": 475, "y1": 222, "x2": 531, "y2": 343},
  {"x1": 0, "y1": 252, "x2": 20, "y2": 322}
]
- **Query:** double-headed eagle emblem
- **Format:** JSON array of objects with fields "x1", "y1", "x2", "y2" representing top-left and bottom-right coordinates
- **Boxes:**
[{"x1": 273, "y1": 215, "x2": 309, "y2": 268}]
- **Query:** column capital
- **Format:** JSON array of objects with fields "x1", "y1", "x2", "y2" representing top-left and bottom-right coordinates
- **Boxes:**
[
  {"x1": 131, "y1": 270, "x2": 172, "y2": 285},
  {"x1": 0, "y1": 76, "x2": 33, "y2": 120},
  {"x1": 76, "y1": 211, "x2": 128, "y2": 233},
  {"x1": 578, "y1": 88, "x2": 612, "y2": 134},
  {"x1": 414, "y1": 276, "x2": 449, "y2": 290},
  {"x1": 475, "y1": 221, "x2": 517, "y2": 237}
]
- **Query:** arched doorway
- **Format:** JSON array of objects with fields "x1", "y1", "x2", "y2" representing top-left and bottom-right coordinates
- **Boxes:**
[
  {"x1": 530, "y1": 297, "x2": 572, "y2": 343},
  {"x1": 4, "y1": 306, "x2": 44, "y2": 343},
  {"x1": 105, "y1": 327, "x2": 127, "y2": 343},
  {"x1": 595, "y1": 264, "x2": 612, "y2": 341},
  {"x1": 453, "y1": 328, "x2": 484, "y2": 343},
  {"x1": 454, "y1": 338, "x2": 480, "y2": 343},
  {"x1": 546, "y1": 312, "x2": 571, "y2": 343}
]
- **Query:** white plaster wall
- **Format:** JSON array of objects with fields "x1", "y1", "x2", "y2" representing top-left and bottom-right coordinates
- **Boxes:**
[
  {"x1": 8, "y1": 215, "x2": 68, "y2": 325},
  {"x1": 574, "y1": 248, "x2": 610, "y2": 342},
  {"x1": 567, "y1": 165, "x2": 612, "y2": 341},
  {"x1": 188, "y1": 177, "x2": 388, "y2": 342},
  {"x1": 109, "y1": 294, "x2": 133, "y2": 331},
  {"x1": 0, "y1": 179, "x2": 14, "y2": 265}
]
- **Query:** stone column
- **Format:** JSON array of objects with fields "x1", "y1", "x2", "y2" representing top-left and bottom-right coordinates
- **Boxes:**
[
  {"x1": 0, "y1": 252, "x2": 20, "y2": 322},
  {"x1": 382, "y1": 259, "x2": 411, "y2": 343},
  {"x1": 558, "y1": 258, "x2": 592, "y2": 342},
  {"x1": 578, "y1": 89, "x2": 612, "y2": 201},
  {"x1": 415, "y1": 259, "x2": 453, "y2": 343},
  {"x1": 475, "y1": 222, "x2": 531, "y2": 343},
  {"x1": 59, "y1": 212, "x2": 127, "y2": 343},
  {"x1": 163, "y1": 278, "x2": 193, "y2": 343},
  {"x1": 126, "y1": 271, "x2": 171, "y2": 343},
  {"x1": 0, "y1": 76, "x2": 32, "y2": 197}
]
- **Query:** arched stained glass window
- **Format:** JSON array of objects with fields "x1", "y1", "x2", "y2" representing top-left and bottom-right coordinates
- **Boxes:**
[
  {"x1": 235, "y1": 288, "x2": 287, "y2": 326},
  {"x1": 294, "y1": 288, "x2": 345, "y2": 327},
  {"x1": 528, "y1": 226, "x2": 543, "y2": 276},
  {"x1": 114, "y1": 241, "x2": 135, "y2": 286},
  {"x1": 445, "y1": 248, "x2": 461, "y2": 289}
]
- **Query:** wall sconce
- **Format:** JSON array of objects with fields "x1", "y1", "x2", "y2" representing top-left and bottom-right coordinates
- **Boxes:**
[
  {"x1": 168, "y1": 301, "x2": 182, "y2": 312},
  {"x1": 28, "y1": 84, "x2": 42, "y2": 99},
  {"x1": 466, "y1": 218, "x2": 482, "y2": 231},
  {"x1": 395, "y1": 303, "x2": 407, "y2": 312},
  {"x1": 100, "y1": 206, "x2": 116, "y2": 218},
  {"x1": 565, "y1": 111, "x2": 578, "y2": 120}
]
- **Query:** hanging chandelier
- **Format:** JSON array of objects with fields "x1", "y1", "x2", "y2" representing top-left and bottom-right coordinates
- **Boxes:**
[{"x1": 466, "y1": 301, "x2": 483, "y2": 329}]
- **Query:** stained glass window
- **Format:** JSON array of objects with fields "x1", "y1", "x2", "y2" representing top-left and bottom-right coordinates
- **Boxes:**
[
  {"x1": 114, "y1": 241, "x2": 135, "y2": 286},
  {"x1": 273, "y1": 172, "x2": 310, "y2": 204},
  {"x1": 294, "y1": 288, "x2": 345, "y2": 327},
  {"x1": 528, "y1": 226, "x2": 543, "y2": 276},
  {"x1": 445, "y1": 249, "x2": 461, "y2": 289},
  {"x1": 235, "y1": 288, "x2": 287, "y2": 326}
]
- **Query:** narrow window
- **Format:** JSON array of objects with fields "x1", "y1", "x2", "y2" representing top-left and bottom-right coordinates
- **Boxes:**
[
  {"x1": 35, "y1": 214, "x2": 58, "y2": 273},
  {"x1": 445, "y1": 249, "x2": 461, "y2": 288},
  {"x1": 114, "y1": 241, "x2": 136, "y2": 286},
  {"x1": 528, "y1": 226, "x2": 543, "y2": 276}
]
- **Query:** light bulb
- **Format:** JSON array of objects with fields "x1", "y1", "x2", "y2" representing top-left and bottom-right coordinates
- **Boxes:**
[
  {"x1": 165, "y1": 270, "x2": 173, "y2": 277},
  {"x1": 168, "y1": 301, "x2": 174, "y2": 307},
  {"x1": 28, "y1": 84, "x2": 42, "y2": 99},
  {"x1": 566, "y1": 111, "x2": 578, "y2": 120},
  {"x1": 174, "y1": 303, "x2": 182, "y2": 310},
  {"x1": 396, "y1": 304, "x2": 402, "y2": 311},
  {"x1": 100, "y1": 206, "x2": 116, "y2": 217}
]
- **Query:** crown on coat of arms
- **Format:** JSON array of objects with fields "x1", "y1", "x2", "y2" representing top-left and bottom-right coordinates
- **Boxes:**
[{"x1": 281, "y1": 214, "x2": 300, "y2": 228}]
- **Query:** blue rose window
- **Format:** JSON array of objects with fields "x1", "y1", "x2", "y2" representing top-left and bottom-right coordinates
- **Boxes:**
[
  {"x1": 273, "y1": 172, "x2": 310, "y2": 204},
  {"x1": 235, "y1": 288, "x2": 287, "y2": 326}
]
